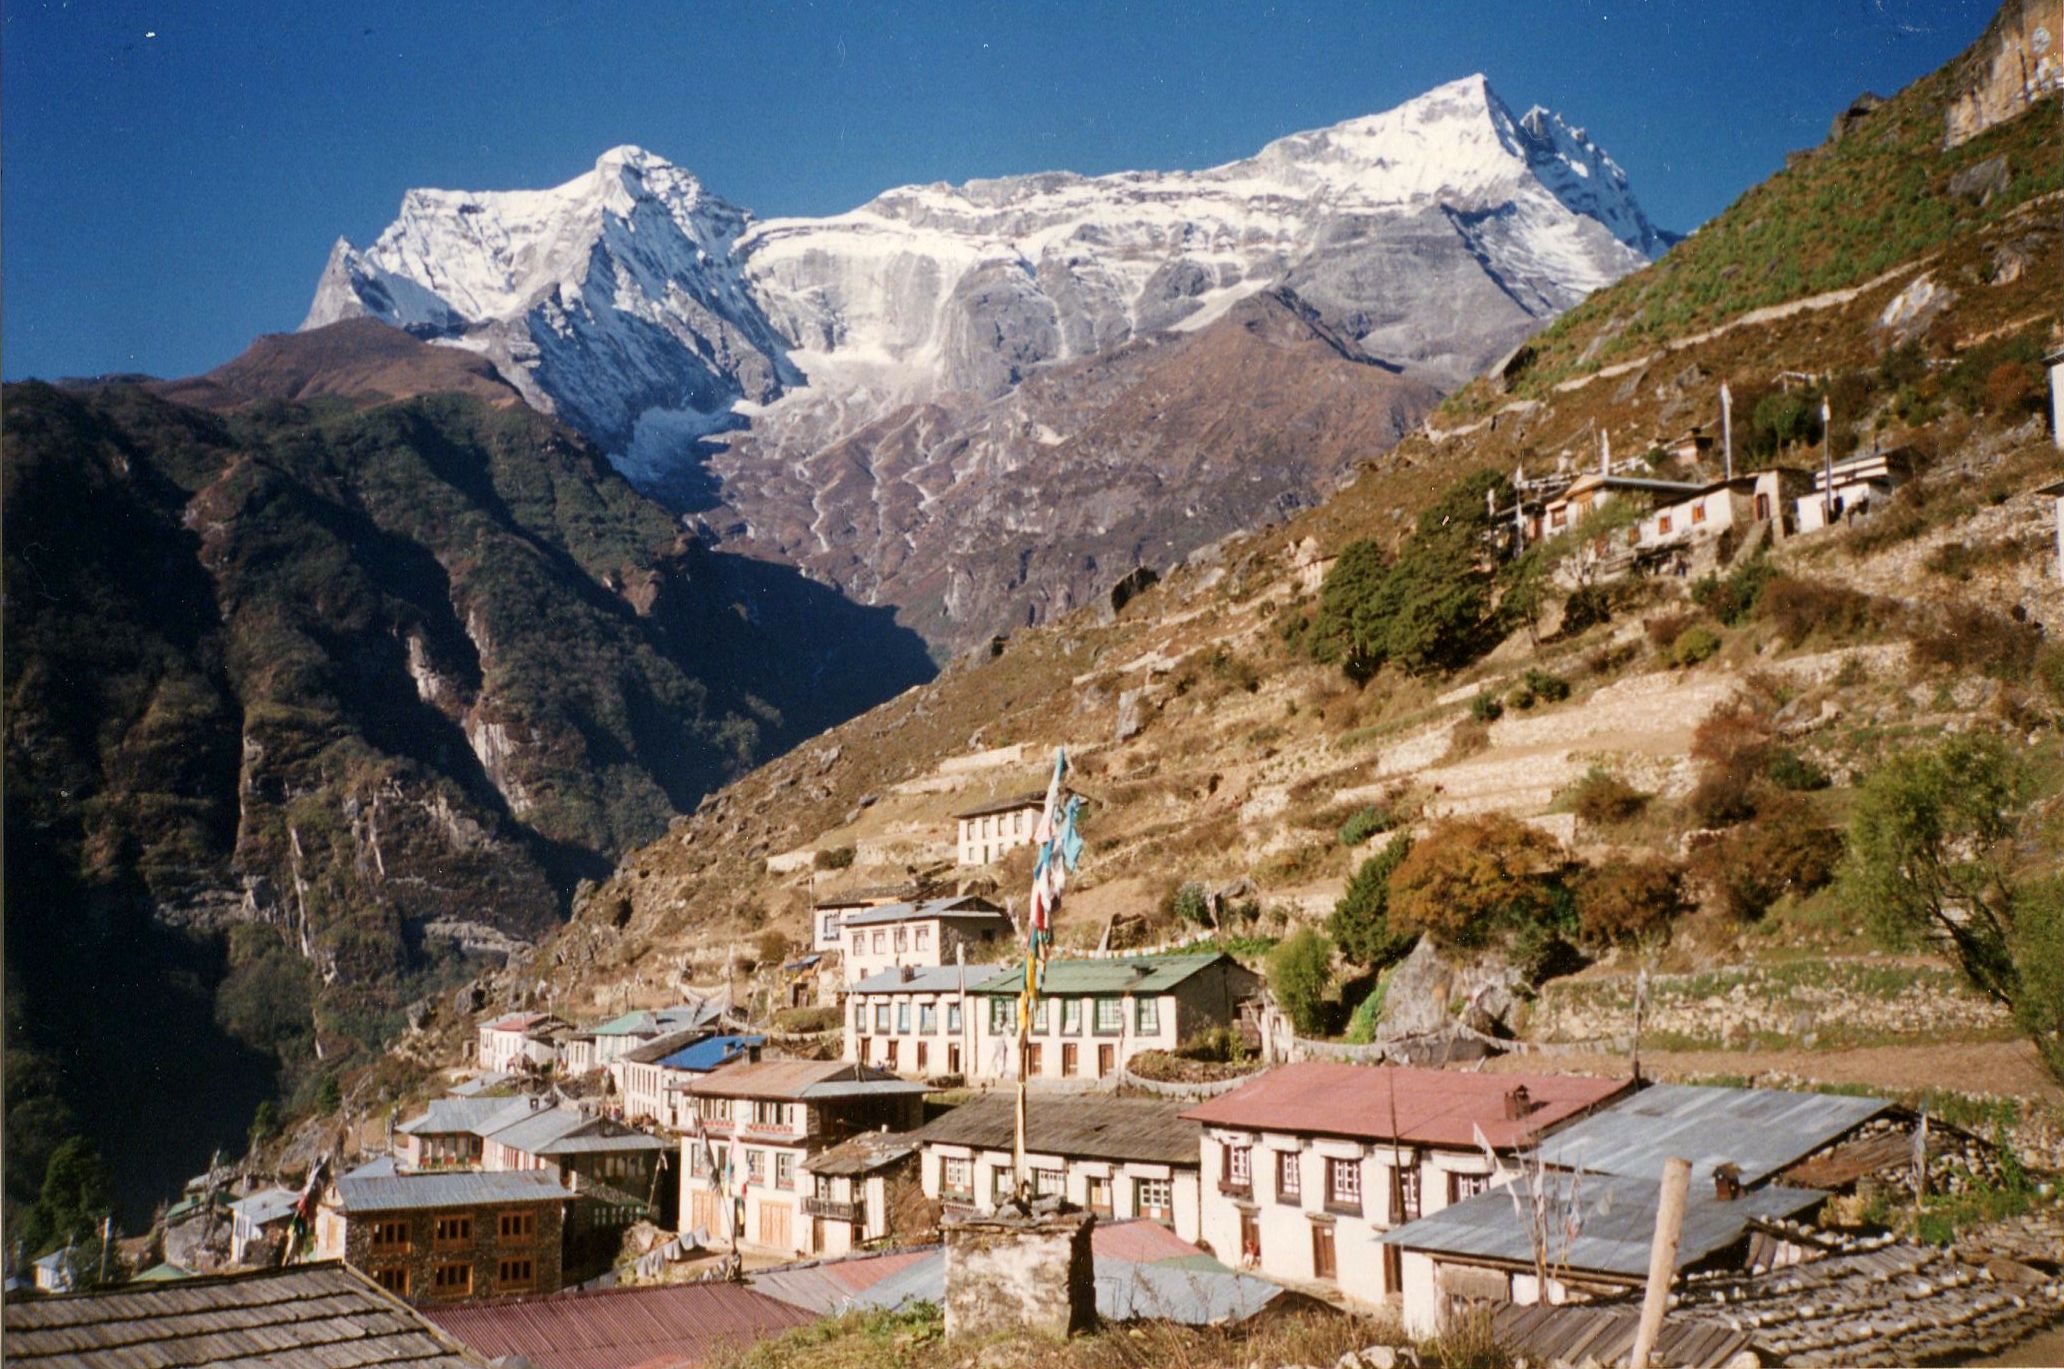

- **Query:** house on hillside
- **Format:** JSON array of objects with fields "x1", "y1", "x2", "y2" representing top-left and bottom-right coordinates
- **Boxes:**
[
  {"x1": 1379, "y1": 1170, "x2": 1826, "y2": 1336},
  {"x1": 618, "y1": 1031, "x2": 764, "y2": 1129},
  {"x1": 914, "y1": 1094, "x2": 1205, "y2": 1243},
  {"x1": 675, "y1": 1059, "x2": 930, "y2": 1257},
  {"x1": 839, "y1": 895, "x2": 1010, "y2": 985},
  {"x1": 1532, "y1": 1083, "x2": 1896, "y2": 1190},
  {"x1": 476, "y1": 1013, "x2": 569, "y2": 1074},
  {"x1": 396, "y1": 1098, "x2": 531, "y2": 1170},
  {"x1": 1530, "y1": 472, "x2": 1705, "y2": 542},
  {"x1": 560, "y1": 1002, "x2": 725, "y2": 1077},
  {"x1": 811, "y1": 888, "x2": 910, "y2": 954},
  {"x1": 799, "y1": 1131, "x2": 930, "y2": 1258},
  {"x1": 844, "y1": 964, "x2": 983, "y2": 1078},
  {"x1": 313, "y1": 1169, "x2": 573, "y2": 1302},
  {"x1": 967, "y1": 952, "x2": 1262, "y2": 1085},
  {"x1": 478, "y1": 1104, "x2": 669, "y2": 1198},
  {"x1": 953, "y1": 793, "x2": 1047, "y2": 865},
  {"x1": 1793, "y1": 447, "x2": 1919, "y2": 532},
  {"x1": 1181, "y1": 1063, "x2": 1632, "y2": 1308},
  {"x1": 228, "y1": 1186, "x2": 301, "y2": 1266}
]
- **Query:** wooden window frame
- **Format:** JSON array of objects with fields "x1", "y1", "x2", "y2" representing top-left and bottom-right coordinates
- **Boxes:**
[
  {"x1": 433, "y1": 1214, "x2": 473, "y2": 1250},
  {"x1": 1325, "y1": 1157, "x2": 1362, "y2": 1216},
  {"x1": 372, "y1": 1265, "x2": 409, "y2": 1296},
  {"x1": 432, "y1": 1262, "x2": 473, "y2": 1299},
  {"x1": 1275, "y1": 1150, "x2": 1302, "y2": 1204},
  {"x1": 497, "y1": 1210, "x2": 536, "y2": 1242},
  {"x1": 496, "y1": 1256, "x2": 535, "y2": 1292},
  {"x1": 370, "y1": 1218, "x2": 411, "y2": 1254}
]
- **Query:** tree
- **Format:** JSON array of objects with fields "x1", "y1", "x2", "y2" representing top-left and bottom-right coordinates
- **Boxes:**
[
  {"x1": 1266, "y1": 928, "x2": 1334, "y2": 1036},
  {"x1": 249, "y1": 1099, "x2": 279, "y2": 1150},
  {"x1": 315, "y1": 1077, "x2": 343, "y2": 1115},
  {"x1": 1576, "y1": 858, "x2": 1688, "y2": 947},
  {"x1": 1388, "y1": 815, "x2": 1573, "y2": 948},
  {"x1": 1329, "y1": 833, "x2": 1416, "y2": 967},
  {"x1": 1310, "y1": 538, "x2": 1390, "y2": 678},
  {"x1": 1839, "y1": 733, "x2": 2062, "y2": 1080},
  {"x1": 21, "y1": 1136, "x2": 113, "y2": 1259}
]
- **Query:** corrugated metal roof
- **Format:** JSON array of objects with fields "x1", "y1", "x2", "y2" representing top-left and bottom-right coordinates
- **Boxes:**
[
  {"x1": 846, "y1": 965, "x2": 991, "y2": 995},
  {"x1": 1490, "y1": 1302, "x2": 1749, "y2": 1369},
  {"x1": 399, "y1": 1096, "x2": 535, "y2": 1137},
  {"x1": 3, "y1": 1262, "x2": 485, "y2": 1366},
  {"x1": 1182, "y1": 1063, "x2": 1632, "y2": 1150},
  {"x1": 425, "y1": 1279, "x2": 815, "y2": 1369},
  {"x1": 450, "y1": 1072, "x2": 512, "y2": 1096},
  {"x1": 348, "y1": 1155, "x2": 401, "y2": 1179},
  {"x1": 1378, "y1": 1173, "x2": 1824, "y2": 1279},
  {"x1": 749, "y1": 1248, "x2": 942, "y2": 1316},
  {"x1": 487, "y1": 1106, "x2": 669, "y2": 1158},
  {"x1": 228, "y1": 1186, "x2": 299, "y2": 1226},
  {"x1": 619, "y1": 1028, "x2": 711, "y2": 1065},
  {"x1": 1096, "y1": 1258, "x2": 1290, "y2": 1325},
  {"x1": 333, "y1": 1169, "x2": 573, "y2": 1213},
  {"x1": 1533, "y1": 1084, "x2": 1892, "y2": 1186},
  {"x1": 484, "y1": 1012, "x2": 551, "y2": 1032},
  {"x1": 971, "y1": 951, "x2": 1238, "y2": 996},
  {"x1": 842, "y1": 896, "x2": 1006, "y2": 928},
  {"x1": 952, "y1": 791, "x2": 1049, "y2": 820},
  {"x1": 912, "y1": 1093, "x2": 1200, "y2": 1166},
  {"x1": 1090, "y1": 1219, "x2": 1210, "y2": 1265},
  {"x1": 652, "y1": 1034, "x2": 765, "y2": 1072},
  {"x1": 677, "y1": 1059, "x2": 910, "y2": 1101}
]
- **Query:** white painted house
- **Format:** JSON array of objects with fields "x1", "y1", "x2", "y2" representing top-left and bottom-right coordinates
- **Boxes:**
[
  {"x1": 1793, "y1": 448, "x2": 1918, "y2": 533},
  {"x1": 1182, "y1": 1064, "x2": 1632, "y2": 1307},
  {"x1": 838, "y1": 895, "x2": 1009, "y2": 986},
  {"x1": 476, "y1": 1013, "x2": 569, "y2": 1074},
  {"x1": 845, "y1": 964, "x2": 984, "y2": 1079},
  {"x1": 953, "y1": 793, "x2": 1046, "y2": 865}
]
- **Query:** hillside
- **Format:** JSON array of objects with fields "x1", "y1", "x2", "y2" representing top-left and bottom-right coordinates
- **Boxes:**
[
  {"x1": 407, "y1": 15, "x2": 2064, "y2": 1119},
  {"x1": 2, "y1": 339, "x2": 934, "y2": 1222}
]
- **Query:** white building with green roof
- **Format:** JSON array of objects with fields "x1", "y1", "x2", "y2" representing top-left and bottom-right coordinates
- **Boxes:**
[{"x1": 963, "y1": 951, "x2": 1261, "y2": 1086}]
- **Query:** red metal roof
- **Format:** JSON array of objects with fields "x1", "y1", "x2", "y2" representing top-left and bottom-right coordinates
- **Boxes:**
[
  {"x1": 1091, "y1": 1219, "x2": 1208, "y2": 1265},
  {"x1": 483, "y1": 1012, "x2": 549, "y2": 1032},
  {"x1": 424, "y1": 1281, "x2": 814, "y2": 1369},
  {"x1": 1180, "y1": 1063, "x2": 1632, "y2": 1151}
]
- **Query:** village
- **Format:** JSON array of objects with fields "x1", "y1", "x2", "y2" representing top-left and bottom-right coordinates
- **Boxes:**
[{"x1": 18, "y1": 734, "x2": 2064, "y2": 1369}]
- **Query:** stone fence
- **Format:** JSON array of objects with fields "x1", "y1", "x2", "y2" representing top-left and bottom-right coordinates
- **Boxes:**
[{"x1": 1113, "y1": 1059, "x2": 1257, "y2": 1100}]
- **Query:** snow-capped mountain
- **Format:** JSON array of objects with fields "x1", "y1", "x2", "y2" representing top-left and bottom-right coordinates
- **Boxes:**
[{"x1": 305, "y1": 74, "x2": 1670, "y2": 647}]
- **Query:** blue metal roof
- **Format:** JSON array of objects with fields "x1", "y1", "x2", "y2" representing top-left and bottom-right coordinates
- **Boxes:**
[{"x1": 657, "y1": 1033, "x2": 765, "y2": 1073}]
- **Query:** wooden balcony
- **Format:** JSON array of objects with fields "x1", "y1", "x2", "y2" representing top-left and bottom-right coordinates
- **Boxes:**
[{"x1": 801, "y1": 1196, "x2": 861, "y2": 1223}]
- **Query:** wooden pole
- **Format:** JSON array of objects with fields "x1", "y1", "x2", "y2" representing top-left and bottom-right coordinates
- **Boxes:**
[
  {"x1": 1628, "y1": 1156, "x2": 1692, "y2": 1369},
  {"x1": 1013, "y1": 953, "x2": 1032, "y2": 1204}
]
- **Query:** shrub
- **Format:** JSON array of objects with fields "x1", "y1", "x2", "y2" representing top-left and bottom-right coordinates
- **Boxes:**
[
  {"x1": 1665, "y1": 624, "x2": 1723, "y2": 668},
  {"x1": 1685, "y1": 700, "x2": 1776, "y2": 827},
  {"x1": 1559, "y1": 582, "x2": 1613, "y2": 637},
  {"x1": 1577, "y1": 858, "x2": 1689, "y2": 946},
  {"x1": 755, "y1": 930, "x2": 793, "y2": 966},
  {"x1": 773, "y1": 1004, "x2": 840, "y2": 1034},
  {"x1": 1691, "y1": 793, "x2": 1843, "y2": 920},
  {"x1": 315, "y1": 1077, "x2": 342, "y2": 1115},
  {"x1": 1337, "y1": 805, "x2": 1391, "y2": 847},
  {"x1": 1162, "y1": 881, "x2": 1212, "y2": 926},
  {"x1": 1767, "y1": 746, "x2": 1832, "y2": 792},
  {"x1": 813, "y1": 846, "x2": 856, "y2": 871},
  {"x1": 1520, "y1": 668, "x2": 1571, "y2": 704},
  {"x1": 1692, "y1": 558, "x2": 1777, "y2": 626},
  {"x1": 1329, "y1": 833, "x2": 1416, "y2": 967},
  {"x1": 1266, "y1": 928, "x2": 1335, "y2": 1036},
  {"x1": 1645, "y1": 611, "x2": 1698, "y2": 652},
  {"x1": 1567, "y1": 767, "x2": 1649, "y2": 825},
  {"x1": 1469, "y1": 691, "x2": 1504, "y2": 723},
  {"x1": 1388, "y1": 815, "x2": 1574, "y2": 949},
  {"x1": 1758, "y1": 575, "x2": 1884, "y2": 646},
  {"x1": 1909, "y1": 601, "x2": 2043, "y2": 680}
]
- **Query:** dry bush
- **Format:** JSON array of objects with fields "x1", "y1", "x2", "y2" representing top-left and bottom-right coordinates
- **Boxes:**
[
  {"x1": 1687, "y1": 792, "x2": 1843, "y2": 921},
  {"x1": 1909, "y1": 600, "x2": 2044, "y2": 679},
  {"x1": 1758, "y1": 574, "x2": 1886, "y2": 646},
  {"x1": 1566, "y1": 768, "x2": 1649, "y2": 825},
  {"x1": 1645, "y1": 610, "x2": 1698, "y2": 651},
  {"x1": 1684, "y1": 700, "x2": 1776, "y2": 827},
  {"x1": 1577, "y1": 857, "x2": 1689, "y2": 946},
  {"x1": 1389, "y1": 814, "x2": 1571, "y2": 948},
  {"x1": 1441, "y1": 716, "x2": 1491, "y2": 764}
]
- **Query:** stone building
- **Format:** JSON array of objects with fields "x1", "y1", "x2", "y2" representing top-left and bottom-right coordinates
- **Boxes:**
[
  {"x1": 838, "y1": 895, "x2": 1010, "y2": 985},
  {"x1": 966, "y1": 952, "x2": 1262, "y2": 1086},
  {"x1": 675, "y1": 1059, "x2": 929, "y2": 1257},
  {"x1": 313, "y1": 1169, "x2": 572, "y2": 1303},
  {"x1": 798, "y1": 1131, "x2": 930, "y2": 1258},
  {"x1": 1182, "y1": 1063, "x2": 1631, "y2": 1308},
  {"x1": 915, "y1": 1094, "x2": 1205, "y2": 1243}
]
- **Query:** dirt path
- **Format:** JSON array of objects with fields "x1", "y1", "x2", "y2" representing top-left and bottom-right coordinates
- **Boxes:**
[{"x1": 1486, "y1": 1039, "x2": 2063, "y2": 1104}]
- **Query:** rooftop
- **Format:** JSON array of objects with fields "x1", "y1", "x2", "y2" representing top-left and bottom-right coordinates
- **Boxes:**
[
  {"x1": 1182, "y1": 1063, "x2": 1632, "y2": 1149},
  {"x1": 484, "y1": 1105, "x2": 669, "y2": 1158},
  {"x1": 1533, "y1": 1083, "x2": 1892, "y2": 1186},
  {"x1": 617, "y1": 1026, "x2": 715, "y2": 1065},
  {"x1": 424, "y1": 1280, "x2": 815, "y2": 1369},
  {"x1": 1378, "y1": 1172, "x2": 1824, "y2": 1280},
  {"x1": 651, "y1": 1033, "x2": 765, "y2": 1072},
  {"x1": 482, "y1": 1011, "x2": 552, "y2": 1033},
  {"x1": 840, "y1": 895, "x2": 1006, "y2": 928},
  {"x1": 2, "y1": 1262, "x2": 483, "y2": 1367},
  {"x1": 677, "y1": 1058, "x2": 927, "y2": 1102},
  {"x1": 846, "y1": 964, "x2": 996, "y2": 995},
  {"x1": 398, "y1": 1095, "x2": 534, "y2": 1137},
  {"x1": 803, "y1": 1130, "x2": 924, "y2": 1177},
  {"x1": 332, "y1": 1168, "x2": 573, "y2": 1213},
  {"x1": 972, "y1": 950, "x2": 1244, "y2": 997},
  {"x1": 227, "y1": 1186, "x2": 299, "y2": 1226},
  {"x1": 914, "y1": 1093, "x2": 1201, "y2": 1166},
  {"x1": 953, "y1": 791, "x2": 1049, "y2": 820}
]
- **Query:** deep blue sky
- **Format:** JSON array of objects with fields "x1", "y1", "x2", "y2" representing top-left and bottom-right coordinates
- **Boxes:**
[{"x1": 2, "y1": 0, "x2": 1998, "y2": 382}]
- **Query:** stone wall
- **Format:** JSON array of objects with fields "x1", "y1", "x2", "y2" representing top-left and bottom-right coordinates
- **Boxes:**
[
  {"x1": 341, "y1": 1198, "x2": 566, "y2": 1303},
  {"x1": 942, "y1": 1204, "x2": 1095, "y2": 1340}
]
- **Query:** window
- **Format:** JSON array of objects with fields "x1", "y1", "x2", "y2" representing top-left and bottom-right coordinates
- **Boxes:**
[
  {"x1": 1032, "y1": 1000, "x2": 1050, "y2": 1034},
  {"x1": 1093, "y1": 998, "x2": 1124, "y2": 1034},
  {"x1": 915, "y1": 926, "x2": 930, "y2": 950},
  {"x1": 856, "y1": 1001, "x2": 869, "y2": 1035},
  {"x1": 895, "y1": 927, "x2": 908, "y2": 952},
  {"x1": 1036, "y1": 1168, "x2": 1065, "y2": 1197},
  {"x1": 371, "y1": 1219, "x2": 410, "y2": 1253},
  {"x1": 434, "y1": 1215, "x2": 473, "y2": 1248},
  {"x1": 432, "y1": 1263, "x2": 473, "y2": 1298},
  {"x1": 872, "y1": 932, "x2": 886, "y2": 953},
  {"x1": 497, "y1": 1257, "x2": 535, "y2": 1290},
  {"x1": 372, "y1": 1266, "x2": 408, "y2": 1295},
  {"x1": 896, "y1": 1002, "x2": 911, "y2": 1034},
  {"x1": 746, "y1": 1149, "x2": 766, "y2": 1184},
  {"x1": 1658, "y1": 513, "x2": 1673, "y2": 534},
  {"x1": 1326, "y1": 1158, "x2": 1362, "y2": 1213},
  {"x1": 1239, "y1": 1210, "x2": 1261, "y2": 1264},
  {"x1": 776, "y1": 1152, "x2": 795, "y2": 1190},
  {"x1": 989, "y1": 998, "x2": 1011, "y2": 1033},
  {"x1": 498, "y1": 1211, "x2": 535, "y2": 1241},
  {"x1": 815, "y1": 1174, "x2": 835, "y2": 1203},
  {"x1": 1224, "y1": 1144, "x2": 1252, "y2": 1192},
  {"x1": 993, "y1": 1167, "x2": 1016, "y2": 1204},
  {"x1": 1085, "y1": 1175, "x2": 1112, "y2": 1215},
  {"x1": 920, "y1": 1004, "x2": 938, "y2": 1035},
  {"x1": 1136, "y1": 1178, "x2": 1173, "y2": 1222},
  {"x1": 1061, "y1": 999, "x2": 1082, "y2": 1035},
  {"x1": 1135, "y1": 998, "x2": 1159, "y2": 1035},
  {"x1": 1276, "y1": 1151, "x2": 1302, "y2": 1203},
  {"x1": 1692, "y1": 500, "x2": 1707, "y2": 524},
  {"x1": 874, "y1": 1004, "x2": 890, "y2": 1033},
  {"x1": 822, "y1": 913, "x2": 839, "y2": 942},
  {"x1": 1311, "y1": 1223, "x2": 1337, "y2": 1280},
  {"x1": 942, "y1": 1157, "x2": 973, "y2": 1199},
  {"x1": 1061, "y1": 1042, "x2": 1078, "y2": 1076},
  {"x1": 947, "y1": 1002, "x2": 962, "y2": 1033},
  {"x1": 851, "y1": 933, "x2": 864, "y2": 955},
  {"x1": 753, "y1": 1100, "x2": 786, "y2": 1128},
  {"x1": 1449, "y1": 1171, "x2": 1492, "y2": 1204},
  {"x1": 1392, "y1": 1165, "x2": 1422, "y2": 1223}
]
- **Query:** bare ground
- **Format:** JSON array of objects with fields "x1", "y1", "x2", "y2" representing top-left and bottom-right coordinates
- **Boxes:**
[{"x1": 1485, "y1": 1039, "x2": 2063, "y2": 1104}]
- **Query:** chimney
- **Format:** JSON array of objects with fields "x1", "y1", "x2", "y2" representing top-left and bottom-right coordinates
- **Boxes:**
[
  {"x1": 1503, "y1": 1085, "x2": 1533, "y2": 1121},
  {"x1": 900, "y1": 964, "x2": 914, "y2": 983},
  {"x1": 1714, "y1": 1163, "x2": 1742, "y2": 1202}
]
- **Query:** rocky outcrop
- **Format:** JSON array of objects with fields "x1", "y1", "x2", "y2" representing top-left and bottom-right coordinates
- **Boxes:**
[{"x1": 1944, "y1": 0, "x2": 2064, "y2": 146}]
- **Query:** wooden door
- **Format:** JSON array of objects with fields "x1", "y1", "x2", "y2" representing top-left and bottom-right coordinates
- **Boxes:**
[
  {"x1": 1311, "y1": 1223, "x2": 1337, "y2": 1280},
  {"x1": 1097, "y1": 1044, "x2": 1114, "y2": 1077},
  {"x1": 758, "y1": 1200, "x2": 793, "y2": 1251},
  {"x1": 690, "y1": 1189, "x2": 723, "y2": 1239}
]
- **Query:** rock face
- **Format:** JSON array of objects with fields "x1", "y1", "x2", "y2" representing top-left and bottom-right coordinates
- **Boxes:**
[
  {"x1": 305, "y1": 75, "x2": 1669, "y2": 650},
  {"x1": 1944, "y1": 0, "x2": 2064, "y2": 146}
]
